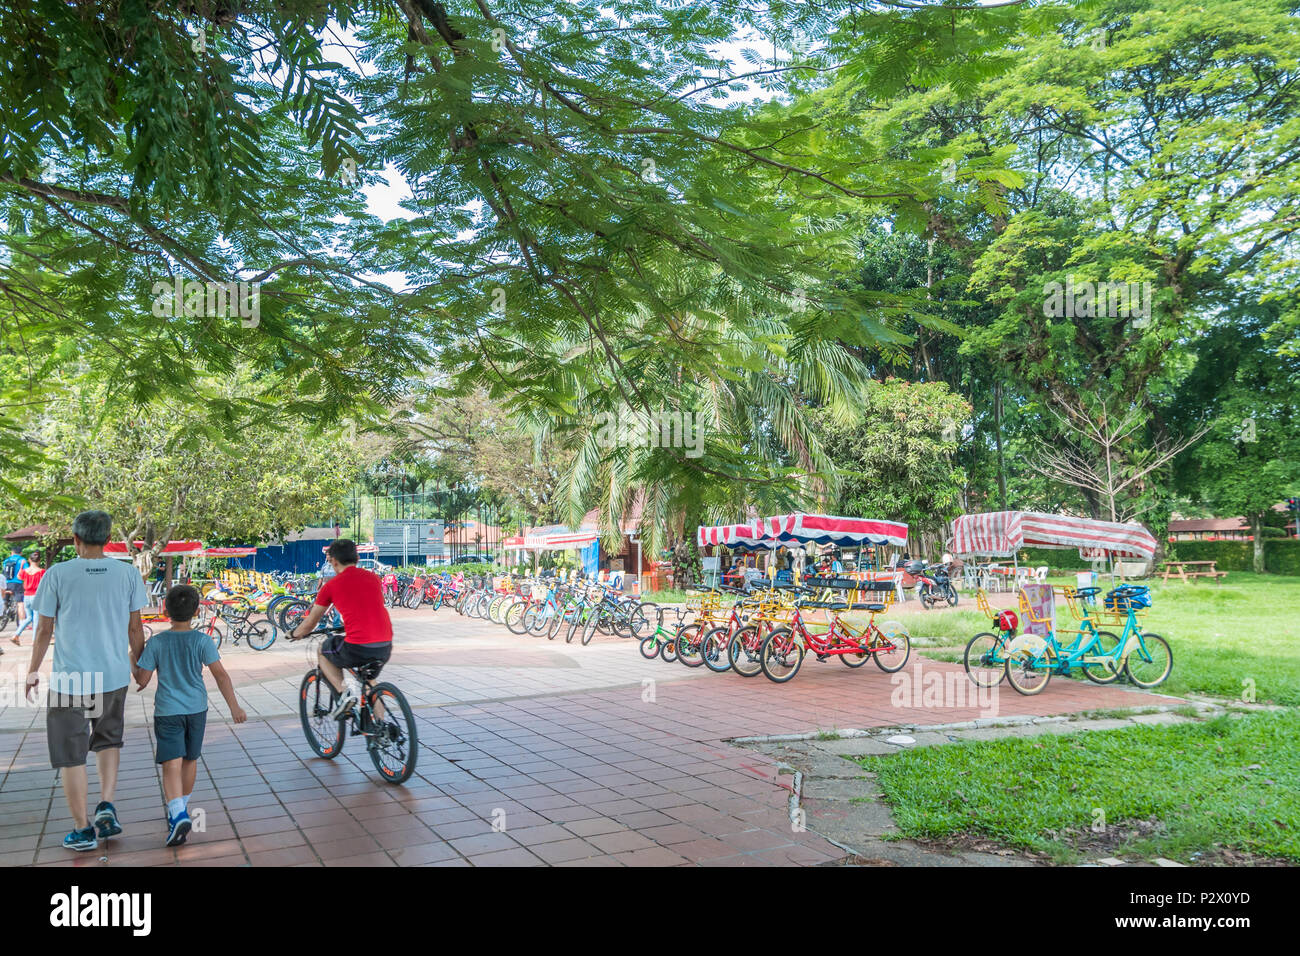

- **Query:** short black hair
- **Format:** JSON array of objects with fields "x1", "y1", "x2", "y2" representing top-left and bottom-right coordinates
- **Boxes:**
[
  {"x1": 327, "y1": 538, "x2": 359, "y2": 565},
  {"x1": 165, "y1": 584, "x2": 201, "y2": 622}
]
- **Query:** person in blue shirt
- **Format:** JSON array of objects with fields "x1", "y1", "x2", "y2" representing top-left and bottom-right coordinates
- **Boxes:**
[
  {"x1": 2, "y1": 546, "x2": 27, "y2": 636},
  {"x1": 134, "y1": 584, "x2": 246, "y2": 847}
]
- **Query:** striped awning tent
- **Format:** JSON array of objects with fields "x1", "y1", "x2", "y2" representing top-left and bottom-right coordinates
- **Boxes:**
[
  {"x1": 758, "y1": 513, "x2": 908, "y2": 548},
  {"x1": 950, "y1": 511, "x2": 1156, "y2": 560},
  {"x1": 696, "y1": 521, "x2": 769, "y2": 549}
]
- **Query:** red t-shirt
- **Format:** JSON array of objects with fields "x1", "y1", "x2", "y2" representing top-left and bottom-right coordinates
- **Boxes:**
[
  {"x1": 314, "y1": 565, "x2": 393, "y2": 645},
  {"x1": 20, "y1": 565, "x2": 44, "y2": 594}
]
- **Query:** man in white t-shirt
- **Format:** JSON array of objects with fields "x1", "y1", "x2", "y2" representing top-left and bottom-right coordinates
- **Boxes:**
[{"x1": 25, "y1": 510, "x2": 148, "y2": 852}]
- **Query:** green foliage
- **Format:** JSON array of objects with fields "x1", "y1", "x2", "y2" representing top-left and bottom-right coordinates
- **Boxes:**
[
  {"x1": 813, "y1": 378, "x2": 970, "y2": 540},
  {"x1": 6, "y1": 374, "x2": 360, "y2": 575}
]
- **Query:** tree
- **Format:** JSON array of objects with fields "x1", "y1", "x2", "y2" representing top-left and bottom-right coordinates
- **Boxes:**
[
  {"x1": 15, "y1": 377, "x2": 361, "y2": 576},
  {"x1": 825, "y1": 0, "x2": 1300, "y2": 521},
  {"x1": 1166, "y1": 319, "x2": 1300, "y2": 572},
  {"x1": 813, "y1": 378, "x2": 970, "y2": 555}
]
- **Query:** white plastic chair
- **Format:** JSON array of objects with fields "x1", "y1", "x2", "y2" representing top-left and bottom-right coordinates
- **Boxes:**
[
  {"x1": 891, "y1": 569, "x2": 906, "y2": 604},
  {"x1": 1034, "y1": 566, "x2": 1049, "y2": 583}
]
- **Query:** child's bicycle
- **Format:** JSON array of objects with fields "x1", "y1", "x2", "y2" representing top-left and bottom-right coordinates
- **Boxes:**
[
  {"x1": 638, "y1": 605, "x2": 693, "y2": 662},
  {"x1": 201, "y1": 599, "x2": 275, "y2": 651},
  {"x1": 294, "y1": 626, "x2": 418, "y2": 785}
]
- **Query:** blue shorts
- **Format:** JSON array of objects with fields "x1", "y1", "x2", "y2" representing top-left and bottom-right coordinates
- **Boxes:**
[{"x1": 154, "y1": 711, "x2": 207, "y2": 763}]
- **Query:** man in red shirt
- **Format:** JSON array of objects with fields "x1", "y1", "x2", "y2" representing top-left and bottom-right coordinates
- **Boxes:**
[{"x1": 290, "y1": 539, "x2": 392, "y2": 717}]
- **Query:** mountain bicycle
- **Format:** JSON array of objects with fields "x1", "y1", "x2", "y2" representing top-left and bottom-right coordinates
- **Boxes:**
[{"x1": 295, "y1": 628, "x2": 418, "y2": 784}]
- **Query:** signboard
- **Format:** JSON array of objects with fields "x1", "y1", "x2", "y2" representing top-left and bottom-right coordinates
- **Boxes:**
[{"x1": 374, "y1": 519, "x2": 445, "y2": 558}]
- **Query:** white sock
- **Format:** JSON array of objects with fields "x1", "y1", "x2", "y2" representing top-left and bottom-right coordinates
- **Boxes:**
[
  {"x1": 182, "y1": 793, "x2": 191, "y2": 810},
  {"x1": 167, "y1": 797, "x2": 185, "y2": 820}
]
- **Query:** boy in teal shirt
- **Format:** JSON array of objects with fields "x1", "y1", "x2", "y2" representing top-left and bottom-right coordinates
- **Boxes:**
[{"x1": 134, "y1": 585, "x2": 246, "y2": 846}]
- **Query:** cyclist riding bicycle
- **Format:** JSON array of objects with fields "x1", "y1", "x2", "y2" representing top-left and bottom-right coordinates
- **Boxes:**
[{"x1": 289, "y1": 539, "x2": 392, "y2": 718}]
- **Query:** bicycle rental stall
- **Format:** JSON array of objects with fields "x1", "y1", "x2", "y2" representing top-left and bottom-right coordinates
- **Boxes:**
[{"x1": 950, "y1": 511, "x2": 1170, "y2": 695}]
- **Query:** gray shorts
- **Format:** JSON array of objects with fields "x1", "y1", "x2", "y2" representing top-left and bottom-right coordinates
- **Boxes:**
[{"x1": 46, "y1": 685, "x2": 128, "y2": 769}]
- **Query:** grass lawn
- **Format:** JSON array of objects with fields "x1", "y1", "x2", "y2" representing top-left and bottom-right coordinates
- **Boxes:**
[
  {"x1": 857, "y1": 710, "x2": 1300, "y2": 864},
  {"x1": 900, "y1": 575, "x2": 1300, "y2": 707}
]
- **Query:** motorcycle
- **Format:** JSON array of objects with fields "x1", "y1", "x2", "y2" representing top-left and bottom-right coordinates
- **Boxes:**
[{"x1": 908, "y1": 560, "x2": 959, "y2": 609}]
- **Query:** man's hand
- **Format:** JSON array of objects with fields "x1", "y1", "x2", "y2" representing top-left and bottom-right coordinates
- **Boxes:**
[
  {"x1": 134, "y1": 668, "x2": 152, "y2": 691},
  {"x1": 24, "y1": 672, "x2": 39, "y2": 703},
  {"x1": 231, "y1": 705, "x2": 247, "y2": 724}
]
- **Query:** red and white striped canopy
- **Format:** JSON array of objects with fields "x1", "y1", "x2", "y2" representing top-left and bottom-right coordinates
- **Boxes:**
[
  {"x1": 204, "y1": 547, "x2": 257, "y2": 557},
  {"x1": 696, "y1": 521, "x2": 767, "y2": 549},
  {"x1": 320, "y1": 543, "x2": 378, "y2": 554},
  {"x1": 104, "y1": 540, "x2": 205, "y2": 559},
  {"x1": 951, "y1": 512, "x2": 1156, "y2": 560},
  {"x1": 758, "y1": 513, "x2": 908, "y2": 548}
]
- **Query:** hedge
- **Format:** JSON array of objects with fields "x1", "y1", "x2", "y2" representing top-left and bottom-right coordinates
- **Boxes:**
[
  {"x1": 1167, "y1": 539, "x2": 1300, "y2": 575},
  {"x1": 967, "y1": 540, "x2": 1300, "y2": 575}
]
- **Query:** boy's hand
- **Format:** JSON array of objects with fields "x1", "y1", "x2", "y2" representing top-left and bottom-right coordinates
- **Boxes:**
[
  {"x1": 133, "y1": 667, "x2": 152, "y2": 691},
  {"x1": 231, "y1": 705, "x2": 247, "y2": 724}
]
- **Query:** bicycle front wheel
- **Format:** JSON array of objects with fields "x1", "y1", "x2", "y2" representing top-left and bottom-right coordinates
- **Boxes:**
[
  {"x1": 1124, "y1": 633, "x2": 1173, "y2": 688},
  {"x1": 963, "y1": 632, "x2": 1007, "y2": 688},
  {"x1": 727, "y1": 625, "x2": 764, "y2": 677},
  {"x1": 675, "y1": 623, "x2": 706, "y2": 668},
  {"x1": 760, "y1": 628, "x2": 804, "y2": 683},
  {"x1": 299, "y1": 670, "x2": 344, "y2": 759},
  {"x1": 365, "y1": 683, "x2": 418, "y2": 784},
  {"x1": 247, "y1": 620, "x2": 276, "y2": 651}
]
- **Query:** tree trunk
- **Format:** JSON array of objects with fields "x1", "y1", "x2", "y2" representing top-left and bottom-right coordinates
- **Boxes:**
[
  {"x1": 993, "y1": 381, "x2": 1008, "y2": 510},
  {"x1": 1252, "y1": 512, "x2": 1266, "y2": 574}
]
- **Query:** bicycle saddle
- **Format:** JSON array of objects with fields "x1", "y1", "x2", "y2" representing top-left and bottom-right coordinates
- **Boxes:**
[
  {"x1": 851, "y1": 602, "x2": 886, "y2": 612},
  {"x1": 352, "y1": 660, "x2": 384, "y2": 682}
]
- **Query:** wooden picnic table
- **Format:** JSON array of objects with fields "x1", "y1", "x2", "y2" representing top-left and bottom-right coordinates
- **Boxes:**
[{"x1": 1160, "y1": 560, "x2": 1228, "y2": 584}]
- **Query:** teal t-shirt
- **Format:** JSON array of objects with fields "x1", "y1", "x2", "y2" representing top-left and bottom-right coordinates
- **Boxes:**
[{"x1": 137, "y1": 629, "x2": 220, "y2": 716}]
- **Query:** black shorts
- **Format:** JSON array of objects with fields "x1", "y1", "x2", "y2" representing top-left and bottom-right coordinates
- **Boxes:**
[
  {"x1": 321, "y1": 634, "x2": 391, "y2": 675},
  {"x1": 154, "y1": 712, "x2": 208, "y2": 763},
  {"x1": 6, "y1": 582, "x2": 23, "y2": 601}
]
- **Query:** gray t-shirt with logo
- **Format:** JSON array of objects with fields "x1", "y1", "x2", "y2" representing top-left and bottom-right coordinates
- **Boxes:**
[{"x1": 30, "y1": 557, "x2": 149, "y2": 693}]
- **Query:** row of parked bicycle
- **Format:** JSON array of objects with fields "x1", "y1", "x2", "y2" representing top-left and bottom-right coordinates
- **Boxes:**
[{"x1": 457, "y1": 572, "x2": 914, "y2": 684}]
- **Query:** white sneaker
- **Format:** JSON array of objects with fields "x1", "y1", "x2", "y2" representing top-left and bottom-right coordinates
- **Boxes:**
[{"x1": 328, "y1": 689, "x2": 358, "y2": 719}]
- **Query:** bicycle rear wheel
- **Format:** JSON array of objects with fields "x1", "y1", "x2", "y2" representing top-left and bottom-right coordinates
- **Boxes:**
[
  {"x1": 1081, "y1": 630, "x2": 1123, "y2": 684},
  {"x1": 299, "y1": 670, "x2": 344, "y2": 759},
  {"x1": 366, "y1": 683, "x2": 418, "y2": 784}
]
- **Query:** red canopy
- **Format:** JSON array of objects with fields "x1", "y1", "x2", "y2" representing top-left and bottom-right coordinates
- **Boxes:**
[
  {"x1": 322, "y1": 543, "x2": 378, "y2": 554},
  {"x1": 104, "y1": 540, "x2": 205, "y2": 559},
  {"x1": 204, "y1": 547, "x2": 257, "y2": 557}
]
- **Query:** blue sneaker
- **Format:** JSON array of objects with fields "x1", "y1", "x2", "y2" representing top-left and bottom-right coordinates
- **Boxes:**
[
  {"x1": 63, "y1": 826, "x2": 98, "y2": 852},
  {"x1": 165, "y1": 811, "x2": 191, "y2": 847},
  {"x1": 93, "y1": 801, "x2": 122, "y2": 839}
]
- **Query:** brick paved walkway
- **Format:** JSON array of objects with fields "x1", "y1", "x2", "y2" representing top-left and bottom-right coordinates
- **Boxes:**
[{"x1": 0, "y1": 609, "x2": 1179, "y2": 866}]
